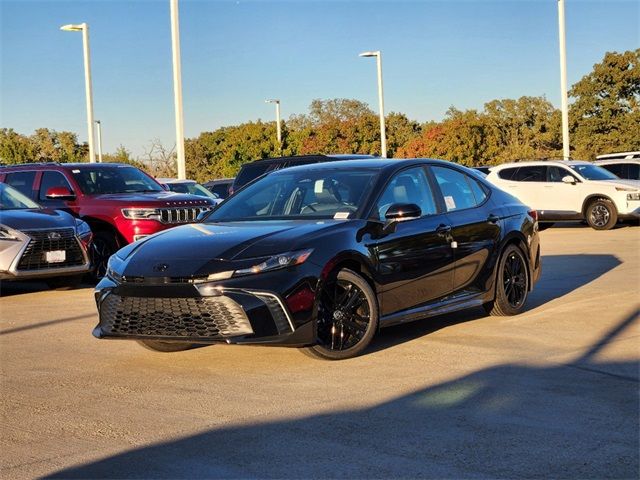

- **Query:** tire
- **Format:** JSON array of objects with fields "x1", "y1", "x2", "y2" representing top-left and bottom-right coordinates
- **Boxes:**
[
  {"x1": 585, "y1": 198, "x2": 617, "y2": 230},
  {"x1": 537, "y1": 222, "x2": 554, "y2": 231},
  {"x1": 484, "y1": 244, "x2": 530, "y2": 316},
  {"x1": 91, "y1": 231, "x2": 118, "y2": 281},
  {"x1": 46, "y1": 274, "x2": 84, "y2": 290},
  {"x1": 137, "y1": 340, "x2": 195, "y2": 352},
  {"x1": 303, "y1": 269, "x2": 379, "y2": 360}
]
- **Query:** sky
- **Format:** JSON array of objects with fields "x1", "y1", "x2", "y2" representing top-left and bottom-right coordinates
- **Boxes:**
[{"x1": 1, "y1": 0, "x2": 638, "y2": 157}]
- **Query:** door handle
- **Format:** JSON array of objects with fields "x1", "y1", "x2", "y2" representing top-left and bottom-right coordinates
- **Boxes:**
[
  {"x1": 436, "y1": 224, "x2": 452, "y2": 236},
  {"x1": 487, "y1": 214, "x2": 500, "y2": 224}
]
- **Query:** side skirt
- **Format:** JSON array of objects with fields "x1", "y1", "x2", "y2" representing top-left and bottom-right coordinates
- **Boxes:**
[{"x1": 379, "y1": 291, "x2": 489, "y2": 328}]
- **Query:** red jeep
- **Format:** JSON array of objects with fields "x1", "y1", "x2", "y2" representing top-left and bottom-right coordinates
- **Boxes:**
[{"x1": 0, "y1": 163, "x2": 216, "y2": 278}]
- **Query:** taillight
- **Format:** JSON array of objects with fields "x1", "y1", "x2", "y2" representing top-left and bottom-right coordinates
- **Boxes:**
[{"x1": 528, "y1": 210, "x2": 538, "y2": 222}]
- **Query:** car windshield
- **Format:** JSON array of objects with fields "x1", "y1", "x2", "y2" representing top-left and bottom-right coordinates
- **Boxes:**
[
  {"x1": 568, "y1": 164, "x2": 619, "y2": 181},
  {"x1": 207, "y1": 168, "x2": 378, "y2": 222},
  {"x1": 0, "y1": 183, "x2": 41, "y2": 210},
  {"x1": 70, "y1": 166, "x2": 163, "y2": 194},
  {"x1": 168, "y1": 182, "x2": 218, "y2": 198}
]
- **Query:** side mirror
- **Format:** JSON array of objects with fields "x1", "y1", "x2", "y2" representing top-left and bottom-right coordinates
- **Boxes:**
[
  {"x1": 46, "y1": 186, "x2": 76, "y2": 200},
  {"x1": 161, "y1": 183, "x2": 170, "y2": 191},
  {"x1": 382, "y1": 203, "x2": 421, "y2": 234},
  {"x1": 561, "y1": 175, "x2": 576, "y2": 184}
]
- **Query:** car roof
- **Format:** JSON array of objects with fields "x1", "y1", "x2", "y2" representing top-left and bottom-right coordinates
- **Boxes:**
[
  {"x1": 595, "y1": 151, "x2": 640, "y2": 160},
  {"x1": 241, "y1": 154, "x2": 377, "y2": 167},
  {"x1": 156, "y1": 178, "x2": 197, "y2": 184},
  {"x1": 490, "y1": 160, "x2": 592, "y2": 170},
  {"x1": 594, "y1": 158, "x2": 640, "y2": 165},
  {"x1": 267, "y1": 157, "x2": 464, "y2": 175},
  {"x1": 0, "y1": 162, "x2": 139, "y2": 171}
]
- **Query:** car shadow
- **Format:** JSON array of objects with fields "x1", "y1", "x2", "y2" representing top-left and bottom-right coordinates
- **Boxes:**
[
  {"x1": 370, "y1": 253, "x2": 621, "y2": 354},
  {"x1": 46, "y1": 309, "x2": 639, "y2": 479},
  {"x1": 0, "y1": 280, "x2": 92, "y2": 297}
]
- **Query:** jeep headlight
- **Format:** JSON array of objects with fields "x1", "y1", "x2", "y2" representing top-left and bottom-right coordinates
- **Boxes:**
[
  {"x1": 233, "y1": 249, "x2": 313, "y2": 276},
  {"x1": 121, "y1": 208, "x2": 161, "y2": 220}
]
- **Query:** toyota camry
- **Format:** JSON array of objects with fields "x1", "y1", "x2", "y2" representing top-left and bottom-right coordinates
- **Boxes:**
[{"x1": 94, "y1": 158, "x2": 541, "y2": 360}]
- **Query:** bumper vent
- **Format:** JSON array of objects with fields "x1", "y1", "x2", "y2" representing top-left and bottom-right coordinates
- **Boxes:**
[
  {"x1": 159, "y1": 207, "x2": 211, "y2": 224},
  {"x1": 17, "y1": 228, "x2": 85, "y2": 271},
  {"x1": 100, "y1": 295, "x2": 253, "y2": 338}
]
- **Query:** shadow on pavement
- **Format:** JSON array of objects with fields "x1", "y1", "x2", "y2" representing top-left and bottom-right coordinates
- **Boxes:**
[
  {"x1": 0, "y1": 313, "x2": 93, "y2": 336},
  {"x1": 0, "y1": 280, "x2": 92, "y2": 297},
  {"x1": 47, "y1": 309, "x2": 639, "y2": 479}
]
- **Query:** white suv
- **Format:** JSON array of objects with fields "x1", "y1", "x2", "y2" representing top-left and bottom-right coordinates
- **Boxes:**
[{"x1": 486, "y1": 160, "x2": 640, "y2": 230}]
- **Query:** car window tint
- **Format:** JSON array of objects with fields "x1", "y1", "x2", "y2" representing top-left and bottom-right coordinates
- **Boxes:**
[
  {"x1": 467, "y1": 175, "x2": 488, "y2": 204},
  {"x1": 39, "y1": 171, "x2": 73, "y2": 200},
  {"x1": 5, "y1": 171, "x2": 36, "y2": 198},
  {"x1": 601, "y1": 164, "x2": 624, "y2": 177},
  {"x1": 432, "y1": 166, "x2": 481, "y2": 212},
  {"x1": 547, "y1": 166, "x2": 576, "y2": 182},
  {"x1": 515, "y1": 166, "x2": 546, "y2": 182},
  {"x1": 375, "y1": 167, "x2": 437, "y2": 220},
  {"x1": 498, "y1": 167, "x2": 518, "y2": 180},
  {"x1": 211, "y1": 184, "x2": 229, "y2": 198},
  {"x1": 628, "y1": 164, "x2": 639, "y2": 180}
]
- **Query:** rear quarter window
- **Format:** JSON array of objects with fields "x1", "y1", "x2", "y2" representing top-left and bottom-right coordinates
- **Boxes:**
[{"x1": 498, "y1": 167, "x2": 519, "y2": 180}]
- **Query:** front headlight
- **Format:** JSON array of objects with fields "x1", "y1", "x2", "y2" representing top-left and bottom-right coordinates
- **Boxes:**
[
  {"x1": 626, "y1": 192, "x2": 640, "y2": 201},
  {"x1": 121, "y1": 208, "x2": 161, "y2": 221},
  {"x1": 233, "y1": 249, "x2": 313, "y2": 277},
  {"x1": 75, "y1": 219, "x2": 92, "y2": 237},
  {"x1": 0, "y1": 224, "x2": 21, "y2": 241}
]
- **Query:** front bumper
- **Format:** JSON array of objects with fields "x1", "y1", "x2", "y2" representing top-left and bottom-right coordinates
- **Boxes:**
[{"x1": 93, "y1": 276, "x2": 316, "y2": 347}]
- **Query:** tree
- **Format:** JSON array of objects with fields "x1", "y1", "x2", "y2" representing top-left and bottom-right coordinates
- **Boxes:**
[
  {"x1": 570, "y1": 49, "x2": 640, "y2": 159},
  {"x1": 0, "y1": 128, "x2": 35, "y2": 164}
]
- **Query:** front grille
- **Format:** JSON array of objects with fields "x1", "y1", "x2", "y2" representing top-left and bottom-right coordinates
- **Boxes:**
[
  {"x1": 159, "y1": 207, "x2": 212, "y2": 224},
  {"x1": 17, "y1": 228, "x2": 85, "y2": 271},
  {"x1": 100, "y1": 295, "x2": 253, "y2": 338}
]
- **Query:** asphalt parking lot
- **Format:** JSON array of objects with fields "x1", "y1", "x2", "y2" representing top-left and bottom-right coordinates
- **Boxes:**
[{"x1": 1, "y1": 226, "x2": 638, "y2": 479}]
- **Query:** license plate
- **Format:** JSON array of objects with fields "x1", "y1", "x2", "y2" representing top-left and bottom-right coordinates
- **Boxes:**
[{"x1": 45, "y1": 250, "x2": 66, "y2": 263}]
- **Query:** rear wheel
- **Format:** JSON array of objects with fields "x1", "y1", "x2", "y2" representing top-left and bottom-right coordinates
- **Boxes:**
[
  {"x1": 585, "y1": 198, "x2": 617, "y2": 230},
  {"x1": 484, "y1": 244, "x2": 530, "y2": 316},
  {"x1": 303, "y1": 269, "x2": 378, "y2": 360},
  {"x1": 137, "y1": 340, "x2": 195, "y2": 352},
  {"x1": 91, "y1": 231, "x2": 118, "y2": 281}
]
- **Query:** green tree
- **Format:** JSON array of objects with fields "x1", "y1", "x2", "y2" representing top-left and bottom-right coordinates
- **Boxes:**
[{"x1": 570, "y1": 49, "x2": 640, "y2": 159}]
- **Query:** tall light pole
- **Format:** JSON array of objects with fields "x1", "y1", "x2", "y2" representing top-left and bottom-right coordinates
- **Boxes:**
[
  {"x1": 170, "y1": 0, "x2": 186, "y2": 179},
  {"x1": 95, "y1": 120, "x2": 103, "y2": 163},
  {"x1": 359, "y1": 50, "x2": 387, "y2": 158},
  {"x1": 265, "y1": 99, "x2": 282, "y2": 150},
  {"x1": 557, "y1": 0, "x2": 570, "y2": 160},
  {"x1": 60, "y1": 23, "x2": 96, "y2": 163}
]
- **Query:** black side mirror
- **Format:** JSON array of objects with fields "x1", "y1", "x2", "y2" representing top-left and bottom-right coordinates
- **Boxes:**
[{"x1": 382, "y1": 203, "x2": 421, "y2": 234}]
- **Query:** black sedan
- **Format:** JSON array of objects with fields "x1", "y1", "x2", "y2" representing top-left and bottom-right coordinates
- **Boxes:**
[{"x1": 94, "y1": 159, "x2": 541, "y2": 360}]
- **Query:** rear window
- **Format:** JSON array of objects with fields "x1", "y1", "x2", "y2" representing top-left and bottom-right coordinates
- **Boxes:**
[
  {"x1": 5, "y1": 171, "x2": 36, "y2": 198},
  {"x1": 514, "y1": 166, "x2": 546, "y2": 182}
]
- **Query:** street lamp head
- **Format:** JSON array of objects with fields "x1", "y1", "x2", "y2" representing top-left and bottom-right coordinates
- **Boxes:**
[
  {"x1": 359, "y1": 51, "x2": 379, "y2": 58},
  {"x1": 265, "y1": 99, "x2": 280, "y2": 104},
  {"x1": 60, "y1": 24, "x2": 84, "y2": 32}
]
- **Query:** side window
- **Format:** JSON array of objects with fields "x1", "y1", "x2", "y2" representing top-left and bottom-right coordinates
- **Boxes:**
[
  {"x1": 5, "y1": 171, "x2": 36, "y2": 198},
  {"x1": 375, "y1": 167, "x2": 437, "y2": 220},
  {"x1": 627, "y1": 164, "x2": 639, "y2": 180},
  {"x1": 498, "y1": 167, "x2": 519, "y2": 180},
  {"x1": 515, "y1": 166, "x2": 547, "y2": 182},
  {"x1": 602, "y1": 164, "x2": 624, "y2": 177},
  {"x1": 39, "y1": 171, "x2": 73, "y2": 200},
  {"x1": 432, "y1": 166, "x2": 481, "y2": 212}
]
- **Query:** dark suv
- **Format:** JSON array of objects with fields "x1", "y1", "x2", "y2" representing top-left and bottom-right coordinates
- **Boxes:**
[
  {"x1": 0, "y1": 163, "x2": 216, "y2": 277},
  {"x1": 231, "y1": 154, "x2": 377, "y2": 194}
]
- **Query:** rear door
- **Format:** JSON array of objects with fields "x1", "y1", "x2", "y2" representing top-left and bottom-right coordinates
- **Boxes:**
[
  {"x1": 431, "y1": 165, "x2": 501, "y2": 294},
  {"x1": 37, "y1": 171, "x2": 78, "y2": 212},
  {"x1": 369, "y1": 166, "x2": 455, "y2": 316}
]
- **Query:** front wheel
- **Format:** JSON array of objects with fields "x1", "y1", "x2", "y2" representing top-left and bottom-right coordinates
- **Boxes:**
[
  {"x1": 137, "y1": 340, "x2": 195, "y2": 352},
  {"x1": 586, "y1": 198, "x2": 617, "y2": 230},
  {"x1": 484, "y1": 244, "x2": 530, "y2": 316},
  {"x1": 303, "y1": 269, "x2": 379, "y2": 360}
]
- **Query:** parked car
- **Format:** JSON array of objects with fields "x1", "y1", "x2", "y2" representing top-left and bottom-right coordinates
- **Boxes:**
[
  {"x1": 594, "y1": 152, "x2": 640, "y2": 180},
  {"x1": 486, "y1": 160, "x2": 640, "y2": 230},
  {"x1": 94, "y1": 158, "x2": 541, "y2": 360},
  {"x1": 230, "y1": 154, "x2": 377, "y2": 194},
  {"x1": 0, "y1": 163, "x2": 216, "y2": 278},
  {"x1": 203, "y1": 178, "x2": 233, "y2": 199},
  {"x1": 156, "y1": 178, "x2": 223, "y2": 204},
  {"x1": 0, "y1": 183, "x2": 92, "y2": 288}
]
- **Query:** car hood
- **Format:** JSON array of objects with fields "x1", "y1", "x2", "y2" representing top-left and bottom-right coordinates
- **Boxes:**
[
  {"x1": 116, "y1": 220, "x2": 347, "y2": 277},
  {"x1": 88, "y1": 191, "x2": 214, "y2": 206},
  {"x1": 0, "y1": 208, "x2": 75, "y2": 231}
]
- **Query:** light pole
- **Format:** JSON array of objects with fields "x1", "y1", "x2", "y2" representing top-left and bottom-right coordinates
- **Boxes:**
[
  {"x1": 170, "y1": 0, "x2": 186, "y2": 179},
  {"x1": 95, "y1": 120, "x2": 103, "y2": 163},
  {"x1": 359, "y1": 50, "x2": 387, "y2": 158},
  {"x1": 557, "y1": 0, "x2": 570, "y2": 159},
  {"x1": 265, "y1": 99, "x2": 282, "y2": 150},
  {"x1": 60, "y1": 23, "x2": 96, "y2": 163}
]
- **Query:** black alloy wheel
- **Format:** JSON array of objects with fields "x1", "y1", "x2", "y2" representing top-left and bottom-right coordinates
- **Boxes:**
[
  {"x1": 304, "y1": 269, "x2": 378, "y2": 360},
  {"x1": 586, "y1": 198, "x2": 617, "y2": 230},
  {"x1": 91, "y1": 231, "x2": 118, "y2": 281},
  {"x1": 484, "y1": 244, "x2": 530, "y2": 316}
]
